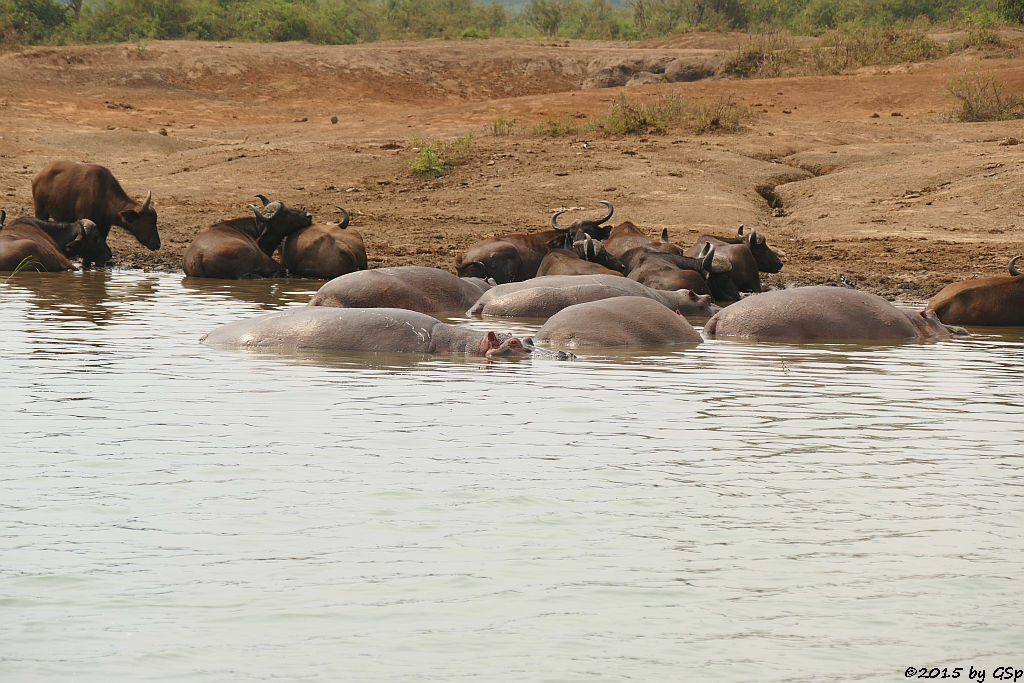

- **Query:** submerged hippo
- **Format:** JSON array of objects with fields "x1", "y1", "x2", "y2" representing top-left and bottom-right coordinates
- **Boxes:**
[
  {"x1": 533, "y1": 296, "x2": 703, "y2": 347},
  {"x1": 467, "y1": 274, "x2": 719, "y2": 318},
  {"x1": 704, "y1": 286, "x2": 968, "y2": 342},
  {"x1": 309, "y1": 266, "x2": 494, "y2": 314},
  {"x1": 202, "y1": 306, "x2": 540, "y2": 358}
]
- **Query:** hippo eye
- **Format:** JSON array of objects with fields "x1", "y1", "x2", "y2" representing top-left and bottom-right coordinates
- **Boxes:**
[{"x1": 510, "y1": 339, "x2": 522, "y2": 348}]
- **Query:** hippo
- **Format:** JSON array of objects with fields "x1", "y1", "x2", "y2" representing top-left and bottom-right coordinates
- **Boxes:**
[
  {"x1": 703, "y1": 286, "x2": 968, "y2": 342},
  {"x1": 532, "y1": 297, "x2": 703, "y2": 347},
  {"x1": 309, "y1": 266, "x2": 494, "y2": 314},
  {"x1": 466, "y1": 274, "x2": 720, "y2": 318},
  {"x1": 200, "y1": 306, "x2": 550, "y2": 358}
]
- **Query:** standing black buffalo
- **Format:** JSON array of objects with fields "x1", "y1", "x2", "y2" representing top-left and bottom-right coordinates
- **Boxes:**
[{"x1": 32, "y1": 161, "x2": 160, "y2": 265}]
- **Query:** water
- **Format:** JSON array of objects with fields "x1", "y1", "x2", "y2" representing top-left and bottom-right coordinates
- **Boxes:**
[{"x1": 2, "y1": 270, "x2": 1023, "y2": 682}]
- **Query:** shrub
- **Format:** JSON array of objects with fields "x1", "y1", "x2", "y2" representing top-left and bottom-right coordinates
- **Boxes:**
[
  {"x1": 487, "y1": 117, "x2": 518, "y2": 136},
  {"x1": 408, "y1": 134, "x2": 475, "y2": 177},
  {"x1": 0, "y1": 0, "x2": 68, "y2": 44},
  {"x1": 590, "y1": 92, "x2": 752, "y2": 136},
  {"x1": 532, "y1": 114, "x2": 578, "y2": 136},
  {"x1": 720, "y1": 32, "x2": 799, "y2": 79},
  {"x1": 944, "y1": 71, "x2": 1024, "y2": 122}
]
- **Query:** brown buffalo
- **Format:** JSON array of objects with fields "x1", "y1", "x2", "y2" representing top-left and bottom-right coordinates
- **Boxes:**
[
  {"x1": 0, "y1": 214, "x2": 104, "y2": 271},
  {"x1": 926, "y1": 256, "x2": 1024, "y2": 326},
  {"x1": 537, "y1": 237, "x2": 624, "y2": 277},
  {"x1": 455, "y1": 201, "x2": 614, "y2": 283},
  {"x1": 281, "y1": 206, "x2": 367, "y2": 279},
  {"x1": 688, "y1": 225, "x2": 784, "y2": 293},
  {"x1": 182, "y1": 197, "x2": 313, "y2": 279},
  {"x1": 31, "y1": 161, "x2": 160, "y2": 261}
]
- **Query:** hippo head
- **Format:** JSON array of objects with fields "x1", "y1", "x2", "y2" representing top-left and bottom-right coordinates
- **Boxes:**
[
  {"x1": 551, "y1": 201, "x2": 614, "y2": 240},
  {"x1": 905, "y1": 309, "x2": 969, "y2": 340},
  {"x1": 484, "y1": 332, "x2": 532, "y2": 359},
  {"x1": 119, "y1": 190, "x2": 160, "y2": 251}
]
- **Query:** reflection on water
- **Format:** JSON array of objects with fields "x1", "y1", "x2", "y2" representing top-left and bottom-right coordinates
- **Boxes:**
[{"x1": 2, "y1": 271, "x2": 1023, "y2": 682}]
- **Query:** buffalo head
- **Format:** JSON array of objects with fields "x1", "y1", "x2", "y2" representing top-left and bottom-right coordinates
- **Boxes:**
[
  {"x1": 118, "y1": 190, "x2": 160, "y2": 251},
  {"x1": 249, "y1": 197, "x2": 313, "y2": 254},
  {"x1": 551, "y1": 200, "x2": 614, "y2": 240}
]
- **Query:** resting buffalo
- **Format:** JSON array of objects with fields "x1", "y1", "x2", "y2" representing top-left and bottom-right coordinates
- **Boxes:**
[
  {"x1": 926, "y1": 256, "x2": 1024, "y2": 326},
  {"x1": 536, "y1": 238, "x2": 624, "y2": 277},
  {"x1": 467, "y1": 273, "x2": 719, "y2": 318},
  {"x1": 688, "y1": 225, "x2": 784, "y2": 293},
  {"x1": 0, "y1": 214, "x2": 105, "y2": 271},
  {"x1": 182, "y1": 197, "x2": 313, "y2": 279},
  {"x1": 309, "y1": 266, "x2": 494, "y2": 314},
  {"x1": 201, "y1": 306, "x2": 543, "y2": 358},
  {"x1": 281, "y1": 206, "x2": 367, "y2": 279},
  {"x1": 704, "y1": 286, "x2": 967, "y2": 342},
  {"x1": 533, "y1": 296, "x2": 703, "y2": 347},
  {"x1": 455, "y1": 201, "x2": 614, "y2": 283},
  {"x1": 32, "y1": 161, "x2": 160, "y2": 261}
]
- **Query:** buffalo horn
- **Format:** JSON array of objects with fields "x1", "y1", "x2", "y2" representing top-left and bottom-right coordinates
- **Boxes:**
[
  {"x1": 249, "y1": 203, "x2": 266, "y2": 222},
  {"x1": 141, "y1": 191, "x2": 152, "y2": 212},
  {"x1": 595, "y1": 200, "x2": 613, "y2": 225},
  {"x1": 585, "y1": 237, "x2": 599, "y2": 260},
  {"x1": 699, "y1": 243, "x2": 714, "y2": 274},
  {"x1": 737, "y1": 224, "x2": 745, "y2": 239},
  {"x1": 0, "y1": 209, "x2": 5, "y2": 227},
  {"x1": 660, "y1": 228, "x2": 670, "y2": 243},
  {"x1": 334, "y1": 205, "x2": 351, "y2": 229},
  {"x1": 254, "y1": 194, "x2": 271, "y2": 207},
  {"x1": 1010, "y1": 255, "x2": 1022, "y2": 276},
  {"x1": 551, "y1": 208, "x2": 569, "y2": 230}
]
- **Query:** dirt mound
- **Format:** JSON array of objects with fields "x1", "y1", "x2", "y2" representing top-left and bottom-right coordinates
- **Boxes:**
[{"x1": 1, "y1": 37, "x2": 1022, "y2": 301}]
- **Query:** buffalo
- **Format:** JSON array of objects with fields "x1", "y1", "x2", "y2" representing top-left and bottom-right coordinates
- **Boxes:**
[
  {"x1": 182, "y1": 197, "x2": 313, "y2": 279},
  {"x1": 926, "y1": 256, "x2": 1024, "y2": 326},
  {"x1": 455, "y1": 201, "x2": 614, "y2": 283},
  {"x1": 687, "y1": 225, "x2": 784, "y2": 293},
  {"x1": 0, "y1": 214, "x2": 105, "y2": 272},
  {"x1": 536, "y1": 237, "x2": 625, "y2": 277},
  {"x1": 281, "y1": 206, "x2": 367, "y2": 279},
  {"x1": 31, "y1": 161, "x2": 160, "y2": 263}
]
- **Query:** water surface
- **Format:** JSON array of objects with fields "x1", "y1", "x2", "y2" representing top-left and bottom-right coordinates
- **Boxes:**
[{"x1": 2, "y1": 270, "x2": 1022, "y2": 682}]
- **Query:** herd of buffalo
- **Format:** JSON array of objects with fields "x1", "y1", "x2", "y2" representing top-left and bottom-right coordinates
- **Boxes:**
[{"x1": 2, "y1": 161, "x2": 1022, "y2": 358}]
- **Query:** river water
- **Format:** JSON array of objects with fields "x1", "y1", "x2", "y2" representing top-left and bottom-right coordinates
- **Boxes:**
[{"x1": 2, "y1": 269, "x2": 1022, "y2": 682}]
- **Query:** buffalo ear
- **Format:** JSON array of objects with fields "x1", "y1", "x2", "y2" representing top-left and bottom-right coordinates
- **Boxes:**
[
  {"x1": 64, "y1": 231, "x2": 84, "y2": 254},
  {"x1": 120, "y1": 209, "x2": 139, "y2": 223},
  {"x1": 546, "y1": 234, "x2": 567, "y2": 249}
]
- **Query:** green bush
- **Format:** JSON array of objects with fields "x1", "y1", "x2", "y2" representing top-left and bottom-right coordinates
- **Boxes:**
[
  {"x1": 591, "y1": 92, "x2": 752, "y2": 136},
  {"x1": 487, "y1": 117, "x2": 519, "y2": 136},
  {"x1": 408, "y1": 135, "x2": 475, "y2": 177},
  {"x1": 0, "y1": 0, "x2": 68, "y2": 43}
]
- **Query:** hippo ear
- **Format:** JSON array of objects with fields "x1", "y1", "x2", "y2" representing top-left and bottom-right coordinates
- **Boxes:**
[
  {"x1": 485, "y1": 331, "x2": 501, "y2": 351},
  {"x1": 687, "y1": 290, "x2": 698, "y2": 300},
  {"x1": 674, "y1": 308, "x2": 684, "y2": 316}
]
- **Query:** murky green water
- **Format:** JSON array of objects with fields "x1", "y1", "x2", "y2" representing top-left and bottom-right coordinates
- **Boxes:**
[{"x1": 2, "y1": 270, "x2": 1023, "y2": 682}]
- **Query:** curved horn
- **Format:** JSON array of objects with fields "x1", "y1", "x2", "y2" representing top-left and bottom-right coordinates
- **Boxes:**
[
  {"x1": 249, "y1": 203, "x2": 266, "y2": 222},
  {"x1": 334, "y1": 205, "x2": 351, "y2": 229},
  {"x1": 551, "y1": 209, "x2": 568, "y2": 230},
  {"x1": 699, "y1": 244, "x2": 715, "y2": 274},
  {"x1": 141, "y1": 191, "x2": 152, "y2": 212},
  {"x1": 254, "y1": 194, "x2": 271, "y2": 207},
  {"x1": 0, "y1": 209, "x2": 5, "y2": 228},
  {"x1": 585, "y1": 237, "x2": 599, "y2": 260},
  {"x1": 595, "y1": 200, "x2": 613, "y2": 225},
  {"x1": 749, "y1": 229, "x2": 759, "y2": 245},
  {"x1": 1010, "y1": 255, "x2": 1022, "y2": 276},
  {"x1": 660, "y1": 228, "x2": 670, "y2": 243},
  {"x1": 737, "y1": 224, "x2": 745, "y2": 238},
  {"x1": 699, "y1": 242, "x2": 712, "y2": 258}
]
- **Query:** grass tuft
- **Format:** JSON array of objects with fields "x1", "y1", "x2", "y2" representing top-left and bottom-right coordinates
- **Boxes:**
[
  {"x1": 532, "y1": 114, "x2": 578, "y2": 137},
  {"x1": 408, "y1": 135, "x2": 475, "y2": 177},
  {"x1": 590, "y1": 92, "x2": 752, "y2": 136},
  {"x1": 487, "y1": 117, "x2": 518, "y2": 136}
]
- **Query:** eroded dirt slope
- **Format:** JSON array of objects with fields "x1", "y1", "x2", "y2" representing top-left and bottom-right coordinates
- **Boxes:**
[{"x1": 1, "y1": 37, "x2": 1022, "y2": 300}]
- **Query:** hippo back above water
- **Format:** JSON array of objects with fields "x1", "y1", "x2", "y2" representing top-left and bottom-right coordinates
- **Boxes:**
[
  {"x1": 533, "y1": 296, "x2": 703, "y2": 347},
  {"x1": 467, "y1": 274, "x2": 719, "y2": 318},
  {"x1": 310, "y1": 266, "x2": 494, "y2": 314},
  {"x1": 704, "y1": 286, "x2": 966, "y2": 342}
]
